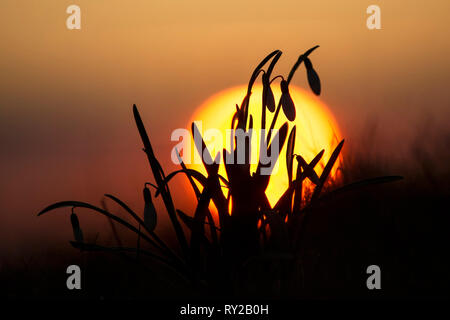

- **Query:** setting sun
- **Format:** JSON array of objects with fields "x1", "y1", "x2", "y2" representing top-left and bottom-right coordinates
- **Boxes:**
[{"x1": 187, "y1": 84, "x2": 343, "y2": 207}]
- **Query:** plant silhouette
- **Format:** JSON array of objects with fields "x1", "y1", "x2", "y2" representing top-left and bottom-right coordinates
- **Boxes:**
[{"x1": 38, "y1": 46, "x2": 402, "y2": 296}]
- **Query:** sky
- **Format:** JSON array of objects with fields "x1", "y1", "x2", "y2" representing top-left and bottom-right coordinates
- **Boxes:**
[{"x1": 0, "y1": 0, "x2": 449, "y2": 256}]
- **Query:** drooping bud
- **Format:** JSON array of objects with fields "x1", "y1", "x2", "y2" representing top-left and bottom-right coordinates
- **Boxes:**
[
  {"x1": 296, "y1": 155, "x2": 320, "y2": 185},
  {"x1": 304, "y1": 57, "x2": 321, "y2": 95},
  {"x1": 262, "y1": 73, "x2": 276, "y2": 112},
  {"x1": 280, "y1": 80, "x2": 296, "y2": 121}
]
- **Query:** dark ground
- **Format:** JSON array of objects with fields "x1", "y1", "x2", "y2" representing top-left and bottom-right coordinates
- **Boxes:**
[
  {"x1": 1, "y1": 130, "x2": 450, "y2": 301},
  {"x1": 1, "y1": 173, "x2": 449, "y2": 300}
]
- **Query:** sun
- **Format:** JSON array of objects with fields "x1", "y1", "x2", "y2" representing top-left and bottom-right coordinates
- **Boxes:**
[{"x1": 186, "y1": 84, "x2": 342, "y2": 207}]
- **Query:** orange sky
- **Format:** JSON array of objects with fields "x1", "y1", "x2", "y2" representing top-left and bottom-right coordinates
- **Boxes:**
[{"x1": 0, "y1": 0, "x2": 449, "y2": 255}]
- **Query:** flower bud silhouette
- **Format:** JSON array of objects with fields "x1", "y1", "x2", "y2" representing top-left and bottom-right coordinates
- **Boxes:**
[
  {"x1": 262, "y1": 73, "x2": 276, "y2": 112},
  {"x1": 280, "y1": 79, "x2": 296, "y2": 121},
  {"x1": 304, "y1": 57, "x2": 321, "y2": 95}
]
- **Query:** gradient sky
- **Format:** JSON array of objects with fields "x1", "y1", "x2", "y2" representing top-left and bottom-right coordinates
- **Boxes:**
[{"x1": 1, "y1": 0, "x2": 449, "y2": 256}]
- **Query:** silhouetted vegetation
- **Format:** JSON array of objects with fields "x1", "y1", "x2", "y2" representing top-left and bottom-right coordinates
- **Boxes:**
[{"x1": 36, "y1": 47, "x2": 409, "y2": 298}]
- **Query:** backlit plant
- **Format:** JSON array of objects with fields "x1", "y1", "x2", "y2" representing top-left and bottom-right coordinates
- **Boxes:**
[{"x1": 38, "y1": 46, "x2": 401, "y2": 294}]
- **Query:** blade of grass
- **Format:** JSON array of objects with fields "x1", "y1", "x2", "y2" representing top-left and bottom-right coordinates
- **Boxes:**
[
  {"x1": 322, "y1": 176, "x2": 404, "y2": 201},
  {"x1": 311, "y1": 139, "x2": 344, "y2": 201},
  {"x1": 70, "y1": 241, "x2": 190, "y2": 281},
  {"x1": 175, "y1": 148, "x2": 201, "y2": 199},
  {"x1": 154, "y1": 169, "x2": 208, "y2": 197},
  {"x1": 292, "y1": 159, "x2": 303, "y2": 216},
  {"x1": 256, "y1": 121, "x2": 289, "y2": 182},
  {"x1": 176, "y1": 209, "x2": 212, "y2": 248},
  {"x1": 101, "y1": 198, "x2": 123, "y2": 247},
  {"x1": 133, "y1": 104, "x2": 189, "y2": 259},
  {"x1": 192, "y1": 122, "x2": 229, "y2": 228},
  {"x1": 175, "y1": 149, "x2": 219, "y2": 247},
  {"x1": 103, "y1": 194, "x2": 182, "y2": 264},
  {"x1": 38, "y1": 201, "x2": 184, "y2": 267},
  {"x1": 286, "y1": 126, "x2": 296, "y2": 184}
]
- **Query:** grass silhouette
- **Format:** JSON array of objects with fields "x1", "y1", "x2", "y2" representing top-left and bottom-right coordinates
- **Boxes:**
[{"x1": 37, "y1": 47, "x2": 402, "y2": 297}]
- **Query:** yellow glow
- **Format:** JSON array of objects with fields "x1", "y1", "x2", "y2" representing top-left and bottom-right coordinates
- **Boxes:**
[{"x1": 187, "y1": 84, "x2": 342, "y2": 207}]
